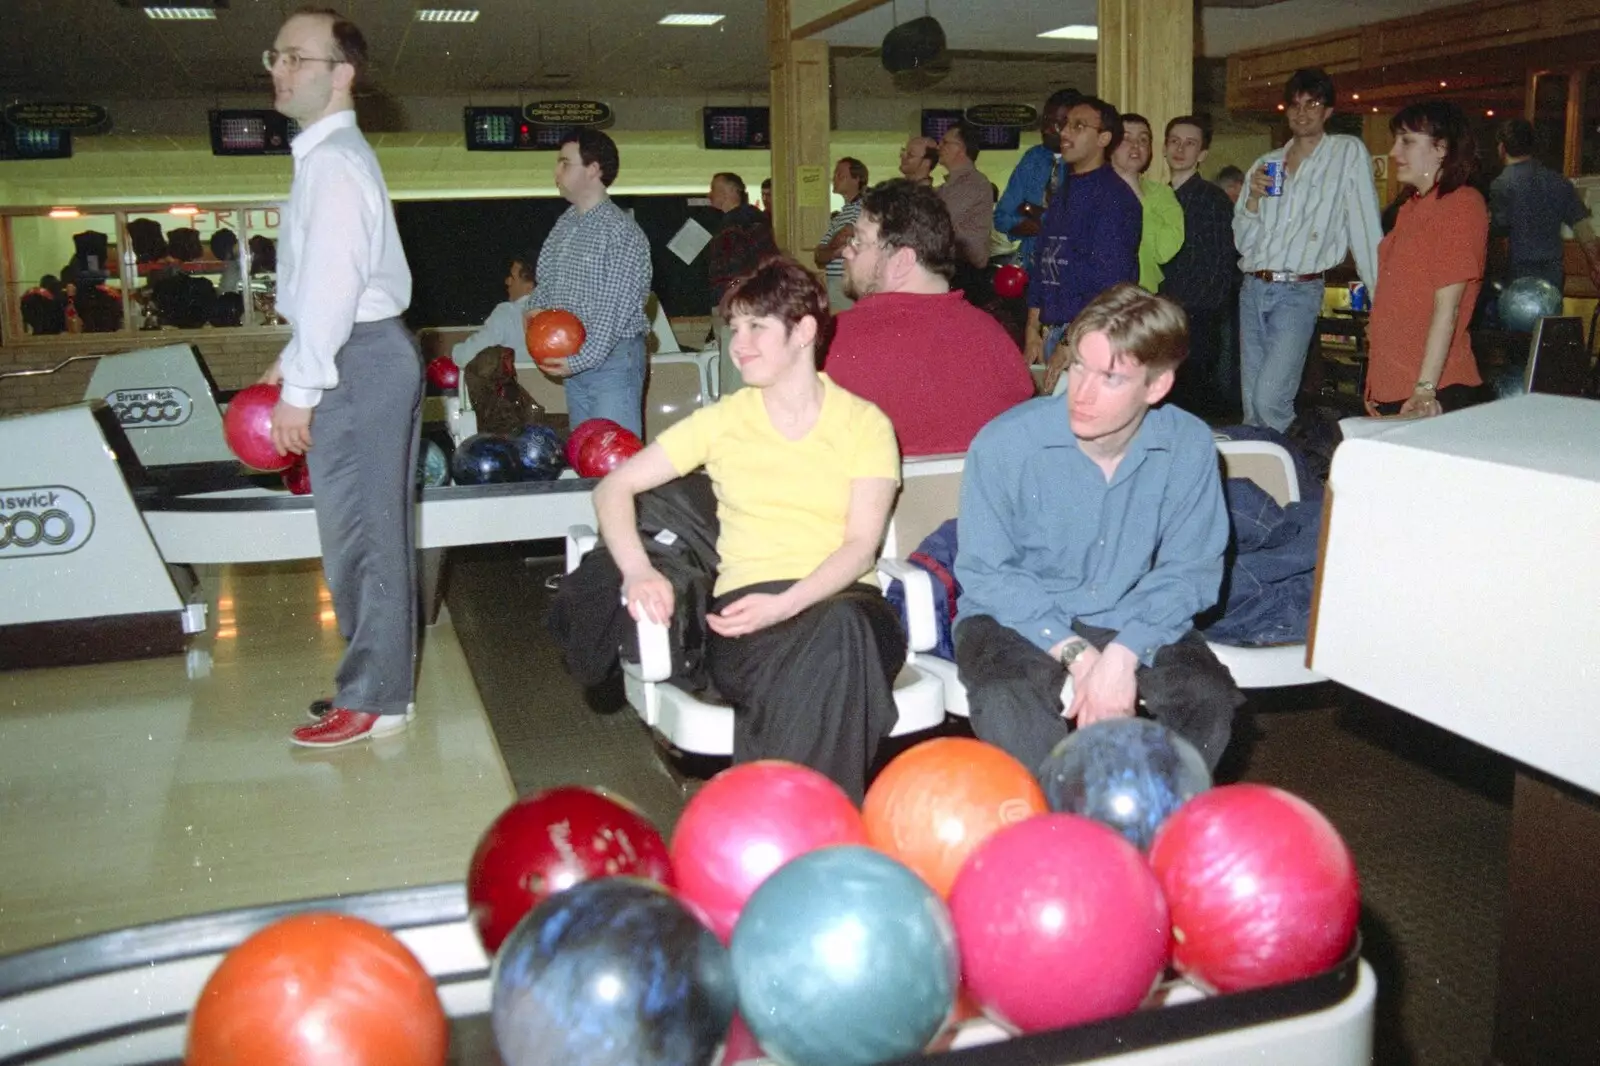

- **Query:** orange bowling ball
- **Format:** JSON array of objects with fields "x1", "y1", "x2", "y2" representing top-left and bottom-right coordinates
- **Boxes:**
[
  {"x1": 525, "y1": 308, "x2": 586, "y2": 362},
  {"x1": 863, "y1": 737, "x2": 1047, "y2": 898},
  {"x1": 185, "y1": 913, "x2": 447, "y2": 1066}
]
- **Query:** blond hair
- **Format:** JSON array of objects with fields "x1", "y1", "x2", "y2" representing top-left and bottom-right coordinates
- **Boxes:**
[{"x1": 1064, "y1": 283, "x2": 1189, "y2": 375}]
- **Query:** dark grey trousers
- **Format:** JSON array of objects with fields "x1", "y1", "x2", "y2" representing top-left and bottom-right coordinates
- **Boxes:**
[
  {"x1": 304, "y1": 318, "x2": 423, "y2": 716},
  {"x1": 954, "y1": 615, "x2": 1243, "y2": 776}
]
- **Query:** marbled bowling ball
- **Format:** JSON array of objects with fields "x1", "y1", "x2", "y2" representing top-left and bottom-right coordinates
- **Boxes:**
[
  {"x1": 511, "y1": 423, "x2": 564, "y2": 481},
  {"x1": 416, "y1": 437, "x2": 451, "y2": 488},
  {"x1": 491, "y1": 878, "x2": 735, "y2": 1066},
  {"x1": 1497, "y1": 275, "x2": 1562, "y2": 333},
  {"x1": 451, "y1": 433, "x2": 522, "y2": 485},
  {"x1": 1039, "y1": 717, "x2": 1212, "y2": 851}
]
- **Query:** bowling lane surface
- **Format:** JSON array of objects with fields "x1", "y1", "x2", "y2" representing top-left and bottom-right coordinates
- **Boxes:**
[{"x1": 0, "y1": 560, "x2": 515, "y2": 955}]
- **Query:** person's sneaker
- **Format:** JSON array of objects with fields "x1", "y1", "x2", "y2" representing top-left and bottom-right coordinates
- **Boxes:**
[
  {"x1": 307, "y1": 698, "x2": 414, "y2": 721},
  {"x1": 290, "y1": 708, "x2": 412, "y2": 748}
]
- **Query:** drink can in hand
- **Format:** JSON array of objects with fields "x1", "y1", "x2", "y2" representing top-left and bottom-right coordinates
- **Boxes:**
[{"x1": 1263, "y1": 160, "x2": 1286, "y2": 196}]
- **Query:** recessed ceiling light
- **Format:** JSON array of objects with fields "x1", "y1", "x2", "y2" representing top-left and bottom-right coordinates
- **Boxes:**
[
  {"x1": 143, "y1": 7, "x2": 217, "y2": 18},
  {"x1": 169, "y1": 205, "x2": 199, "y2": 216},
  {"x1": 49, "y1": 208, "x2": 82, "y2": 219},
  {"x1": 416, "y1": 9, "x2": 480, "y2": 22},
  {"x1": 659, "y1": 14, "x2": 726, "y2": 27},
  {"x1": 1038, "y1": 25, "x2": 1097, "y2": 41}
]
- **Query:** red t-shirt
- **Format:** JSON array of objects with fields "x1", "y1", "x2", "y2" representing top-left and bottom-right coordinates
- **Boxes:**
[
  {"x1": 1366, "y1": 185, "x2": 1487, "y2": 404},
  {"x1": 824, "y1": 290, "x2": 1036, "y2": 455}
]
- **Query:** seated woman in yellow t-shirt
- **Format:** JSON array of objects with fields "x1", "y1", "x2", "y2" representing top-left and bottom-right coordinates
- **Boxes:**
[{"x1": 593, "y1": 256, "x2": 902, "y2": 801}]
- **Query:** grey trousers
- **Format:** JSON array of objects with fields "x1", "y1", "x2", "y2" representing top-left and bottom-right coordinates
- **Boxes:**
[{"x1": 304, "y1": 318, "x2": 423, "y2": 716}]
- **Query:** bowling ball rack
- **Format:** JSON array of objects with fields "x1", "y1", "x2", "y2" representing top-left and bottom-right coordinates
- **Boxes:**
[{"x1": 0, "y1": 880, "x2": 1374, "y2": 1066}]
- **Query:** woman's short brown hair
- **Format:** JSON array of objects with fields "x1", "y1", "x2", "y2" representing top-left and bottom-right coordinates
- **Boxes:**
[
  {"x1": 1064, "y1": 283, "x2": 1189, "y2": 376},
  {"x1": 718, "y1": 256, "x2": 833, "y2": 362},
  {"x1": 1390, "y1": 100, "x2": 1479, "y2": 199}
]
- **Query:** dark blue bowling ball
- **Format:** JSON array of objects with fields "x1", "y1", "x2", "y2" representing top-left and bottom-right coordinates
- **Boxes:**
[
  {"x1": 416, "y1": 438, "x2": 451, "y2": 488},
  {"x1": 1497, "y1": 275, "x2": 1563, "y2": 333},
  {"x1": 451, "y1": 433, "x2": 522, "y2": 486},
  {"x1": 491, "y1": 878, "x2": 735, "y2": 1066},
  {"x1": 511, "y1": 424, "x2": 564, "y2": 481},
  {"x1": 1039, "y1": 718, "x2": 1211, "y2": 852},
  {"x1": 730, "y1": 846, "x2": 957, "y2": 1066}
]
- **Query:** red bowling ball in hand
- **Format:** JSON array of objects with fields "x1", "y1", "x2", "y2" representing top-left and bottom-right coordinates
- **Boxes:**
[
  {"x1": 466, "y1": 786, "x2": 674, "y2": 954},
  {"x1": 222, "y1": 382, "x2": 294, "y2": 472},
  {"x1": 1148, "y1": 783, "x2": 1360, "y2": 993},
  {"x1": 572, "y1": 423, "x2": 644, "y2": 478},
  {"x1": 526, "y1": 308, "x2": 586, "y2": 365},
  {"x1": 993, "y1": 264, "x2": 1029, "y2": 300},
  {"x1": 424, "y1": 356, "x2": 460, "y2": 391}
]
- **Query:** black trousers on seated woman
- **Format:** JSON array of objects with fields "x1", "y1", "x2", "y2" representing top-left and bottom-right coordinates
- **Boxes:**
[
  {"x1": 709, "y1": 580, "x2": 906, "y2": 803},
  {"x1": 954, "y1": 615, "x2": 1243, "y2": 777}
]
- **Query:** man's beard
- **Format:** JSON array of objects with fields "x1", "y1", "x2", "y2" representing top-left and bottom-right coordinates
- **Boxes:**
[{"x1": 843, "y1": 266, "x2": 879, "y2": 301}]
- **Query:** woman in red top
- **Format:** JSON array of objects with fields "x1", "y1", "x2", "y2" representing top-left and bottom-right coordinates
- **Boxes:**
[{"x1": 1365, "y1": 100, "x2": 1487, "y2": 417}]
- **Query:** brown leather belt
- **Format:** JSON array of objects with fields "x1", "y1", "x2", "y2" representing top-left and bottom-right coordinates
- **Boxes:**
[{"x1": 1251, "y1": 270, "x2": 1324, "y2": 283}]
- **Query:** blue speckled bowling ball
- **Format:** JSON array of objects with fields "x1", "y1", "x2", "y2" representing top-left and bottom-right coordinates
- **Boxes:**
[
  {"x1": 510, "y1": 424, "x2": 564, "y2": 481},
  {"x1": 491, "y1": 878, "x2": 735, "y2": 1066},
  {"x1": 1497, "y1": 275, "x2": 1563, "y2": 333},
  {"x1": 730, "y1": 846, "x2": 958, "y2": 1066},
  {"x1": 1039, "y1": 717, "x2": 1212, "y2": 852},
  {"x1": 416, "y1": 438, "x2": 451, "y2": 488},
  {"x1": 450, "y1": 433, "x2": 522, "y2": 485}
]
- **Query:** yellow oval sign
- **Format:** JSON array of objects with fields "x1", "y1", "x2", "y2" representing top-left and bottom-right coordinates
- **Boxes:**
[
  {"x1": 523, "y1": 100, "x2": 613, "y2": 127},
  {"x1": 5, "y1": 102, "x2": 109, "y2": 132},
  {"x1": 964, "y1": 104, "x2": 1039, "y2": 129}
]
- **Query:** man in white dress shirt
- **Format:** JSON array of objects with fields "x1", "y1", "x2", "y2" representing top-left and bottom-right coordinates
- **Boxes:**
[
  {"x1": 451, "y1": 252, "x2": 537, "y2": 367},
  {"x1": 261, "y1": 7, "x2": 421, "y2": 748},
  {"x1": 1234, "y1": 67, "x2": 1382, "y2": 432}
]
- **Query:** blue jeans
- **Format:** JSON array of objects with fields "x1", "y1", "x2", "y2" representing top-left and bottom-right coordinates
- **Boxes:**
[
  {"x1": 1238, "y1": 276, "x2": 1325, "y2": 433},
  {"x1": 566, "y1": 333, "x2": 646, "y2": 438}
]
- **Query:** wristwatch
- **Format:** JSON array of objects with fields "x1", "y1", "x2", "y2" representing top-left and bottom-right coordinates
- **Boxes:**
[{"x1": 1058, "y1": 637, "x2": 1091, "y2": 670}]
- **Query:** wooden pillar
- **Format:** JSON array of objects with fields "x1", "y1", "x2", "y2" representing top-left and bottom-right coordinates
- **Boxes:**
[
  {"x1": 1362, "y1": 112, "x2": 1392, "y2": 207},
  {"x1": 768, "y1": 0, "x2": 833, "y2": 261},
  {"x1": 1097, "y1": 0, "x2": 1193, "y2": 179}
]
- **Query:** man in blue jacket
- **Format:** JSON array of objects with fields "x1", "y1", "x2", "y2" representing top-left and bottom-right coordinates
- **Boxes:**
[
  {"x1": 995, "y1": 89, "x2": 1081, "y2": 271},
  {"x1": 954, "y1": 284, "x2": 1243, "y2": 774},
  {"x1": 1022, "y1": 96, "x2": 1142, "y2": 372}
]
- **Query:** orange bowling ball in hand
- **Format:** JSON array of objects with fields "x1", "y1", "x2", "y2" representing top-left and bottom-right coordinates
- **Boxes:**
[
  {"x1": 185, "y1": 913, "x2": 447, "y2": 1066},
  {"x1": 863, "y1": 736, "x2": 1047, "y2": 898},
  {"x1": 526, "y1": 308, "x2": 586, "y2": 364}
]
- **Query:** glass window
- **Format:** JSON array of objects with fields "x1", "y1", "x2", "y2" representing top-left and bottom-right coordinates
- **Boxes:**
[
  {"x1": 1532, "y1": 72, "x2": 1570, "y2": 173},
  {"x1": 125, "y1": 211, "x2": 242, "y2": 330},
  {"x1": 8, "y1": 213, "x2": 126, "y2": 336},
  {"x1": 237, "y1": 206, "x2": 285, "y2": 327},
  {"x1": 1582, "y1": 66, "x2": 1600, "y2": 176}
]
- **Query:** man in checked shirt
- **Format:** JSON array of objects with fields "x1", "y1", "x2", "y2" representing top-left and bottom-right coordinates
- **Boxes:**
[{"x1": 529, "y1": 130, "x2": 653, "y2": 437}]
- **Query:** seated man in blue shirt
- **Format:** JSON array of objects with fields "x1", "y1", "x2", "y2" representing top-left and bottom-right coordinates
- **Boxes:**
[
  {"x1": 954, "y1": 283, "x2": 1243, "y2": 774},
  {"x1": 1024, "y1": 96, "x2": 1142, "y2": 373}
]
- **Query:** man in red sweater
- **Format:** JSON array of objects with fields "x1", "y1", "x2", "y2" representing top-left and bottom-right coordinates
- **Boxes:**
[{"x1": 829, "y1": 179, "x2": 1035, "y2": 456}]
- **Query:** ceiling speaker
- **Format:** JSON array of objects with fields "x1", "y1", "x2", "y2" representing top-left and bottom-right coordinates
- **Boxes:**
[{"x1": 882, "y1": 16, "x2": 947, "y2": 75}]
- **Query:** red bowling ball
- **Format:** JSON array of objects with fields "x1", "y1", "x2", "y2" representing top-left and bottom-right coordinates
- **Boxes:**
[
  {"x1": 573, "y1": 423, "x2": 644, "y2": 478},
  {"x1": 465, "y1": 786, "x2": 674, "y2": 954},
  {"x1": 563, "y1": 417, "x2": 619, "y2": 470},
  {"x1": 948, "y1": 813, "x2": 1169, "y2": 1033},
  {"x1": 670, "y1": 760, "x2": 869, "y2": 943},
  {"x1": 1148, "y1": 783, "x2": 1360, "y2": 993},
  {"x1": 993, "y1": 263, "x2": 1029, "y2": 300},
  {"x1": 526, "y1": 308, "x2": 586, "y2": 363},
  {"x1": 222, "y1": 382, "x2": 293, "y2": 472},
  {"x1": 282, "y1": 457, "x2": 312, "y2": 496},
  {"x1": 424, "y1": 355, "x2": 460, "y2": 391}
]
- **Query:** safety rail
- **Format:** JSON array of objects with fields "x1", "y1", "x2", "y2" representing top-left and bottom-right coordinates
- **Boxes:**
[{"x1": 0, "y1": 353, "x2": 106, "y2": 381}]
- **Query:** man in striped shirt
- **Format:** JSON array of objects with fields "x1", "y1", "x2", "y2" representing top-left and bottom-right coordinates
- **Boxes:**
[
  {"x1": 814, "y1": 157, "x2": 868, "y2": 311},
  {"x1": 1234, "y1": 68, "x2": 1382, "y2": 432}
]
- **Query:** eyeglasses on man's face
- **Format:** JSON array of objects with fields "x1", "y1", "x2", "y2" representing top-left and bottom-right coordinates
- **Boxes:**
[
  {"x1": 1286, "y1": 98, "x2": 1328, "y2": 115},
  {"x1": 1063, "y1": 120, "x2": 1102, "y2": 135},
  {"x1": 262, "y1": 49, "x2": 344, "y2": 73}
]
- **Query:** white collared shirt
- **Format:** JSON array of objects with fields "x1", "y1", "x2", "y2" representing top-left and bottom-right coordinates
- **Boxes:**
[
  {"x1": 1233, "y1": 132, "x2": 1383, "y2": 294},
  {"x1": 276, "y1": 109, "x2": 411, "y2": 407},
  {"x1": 452, "y1": 296, "x2": 535, "y2": 367}
]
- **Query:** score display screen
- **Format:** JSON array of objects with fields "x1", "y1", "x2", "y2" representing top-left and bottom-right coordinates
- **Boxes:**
[
  {"x1": 465, "y1": 107, "x2": 573, "y2": 151},
  {"x1": 703, "y1": 107, "x2": 770, "y2": 150},
  {"x1": 0, "y1": 124, "x2": 71, "y2": 160},
  {"x1": 920, "y1": 109, "x2": 1022, "y2": 152},
  {"x1": 208, "y1": 110, "x2": 296, "y2": 156}
]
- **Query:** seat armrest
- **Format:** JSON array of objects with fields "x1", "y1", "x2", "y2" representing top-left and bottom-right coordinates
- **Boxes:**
[
  {"x1": 877, "y1": 557, "x2": 938, "y2": 655},
  {"x1": 565, "y1": 524, "x2": 598, "y2": 574},
  {"x1": 635, "y1": 617, "x2": 673, "y2": 682}
]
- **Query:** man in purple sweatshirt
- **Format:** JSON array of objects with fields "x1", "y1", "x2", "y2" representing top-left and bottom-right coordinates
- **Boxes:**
[{"x1": 1024, "y1": 96, "x2": 1142, "y2": 379}]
